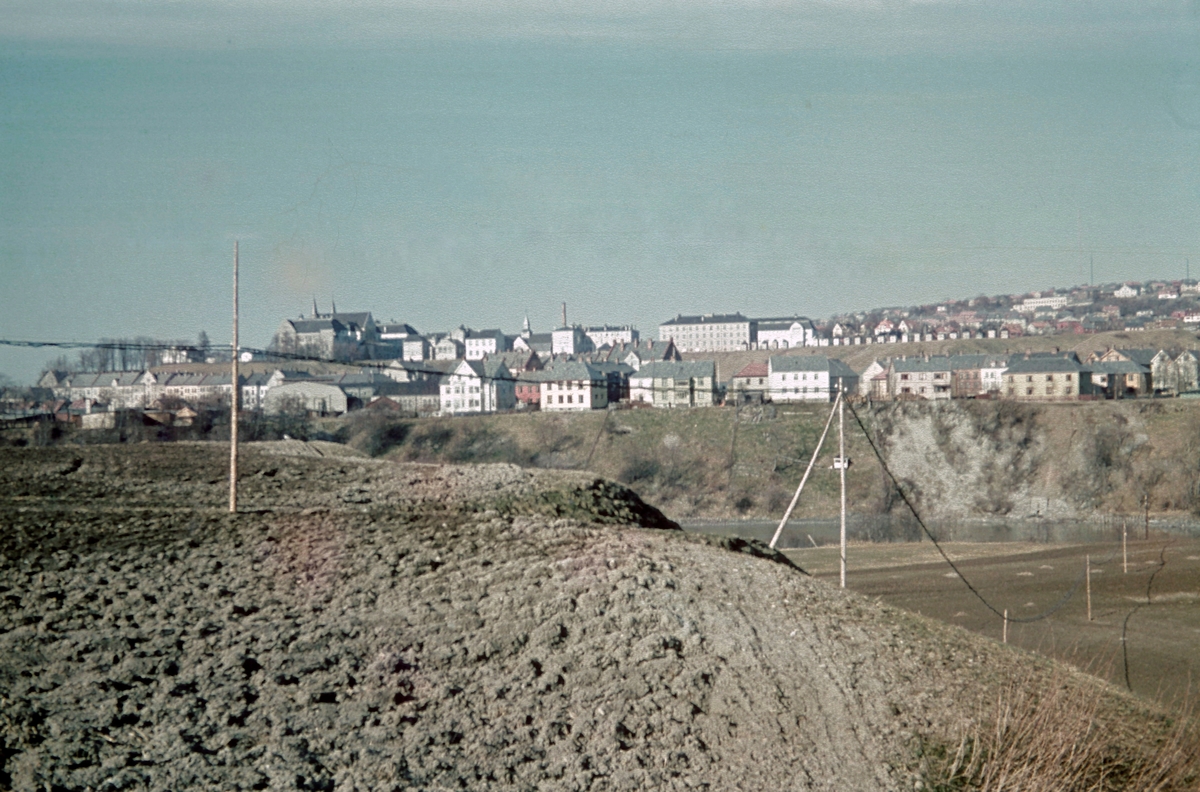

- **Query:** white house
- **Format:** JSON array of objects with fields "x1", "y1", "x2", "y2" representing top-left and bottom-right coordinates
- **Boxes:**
[
  {"x1": 464, "y1": 329, "x2": 510, "y2": 360},
  {"x1": 434, "y1": 336, "x2": 464, "y2": 360},
  {"x1": 401, "y1": 336, "x2": 431, "y2": 362},
  {"x1": 754, "y1": 317, "x2": 816, "y2": 349},
  {"x1": 768, "y1": 356, "x2": 858, "y2": 402},
  {"x1": 551, "y1": 326, "x2": 594, "y2": 356},
  {"x1": 539, "y1": 361, "x2": 608, "y2": 411},
  {"x1": 1113, "y1": 284, "x2": 1141, "y2": 299},
  {"x1": 439, "y1": 360, "x2": 515, "y2": 415}
]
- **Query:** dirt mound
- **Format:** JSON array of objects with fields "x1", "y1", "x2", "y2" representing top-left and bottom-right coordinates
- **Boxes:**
[{"x1": 0, "y1": 445, "x2": 1170, "y2": 791}]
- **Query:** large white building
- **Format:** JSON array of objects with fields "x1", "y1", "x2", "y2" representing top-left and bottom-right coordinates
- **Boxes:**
[
  {"x1": 658, "y1": 314, "x2": 752, "y2": 352},
  {"x1": 768, "y1": 356, "x2": 858, "y2": 402}
]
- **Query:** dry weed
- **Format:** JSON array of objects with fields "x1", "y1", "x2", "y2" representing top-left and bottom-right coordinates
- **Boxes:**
[{"x1": 927, "y1": 673, "x2": 1200, "y2": 791}]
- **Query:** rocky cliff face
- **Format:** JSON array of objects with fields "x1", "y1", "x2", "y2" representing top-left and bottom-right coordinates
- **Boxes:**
[{"x1": 867, "y1": 400, "x2": 1200, "y2": 522}]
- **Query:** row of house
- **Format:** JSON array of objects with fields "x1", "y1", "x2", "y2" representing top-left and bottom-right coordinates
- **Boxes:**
[{"x1": 841, "y1": 347, "x2": 1200, "y2": 402}]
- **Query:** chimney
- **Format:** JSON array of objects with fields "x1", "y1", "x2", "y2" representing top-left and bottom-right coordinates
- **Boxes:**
[{"x1": 562, "y1": 302, "x2": 568, "y2": 328}]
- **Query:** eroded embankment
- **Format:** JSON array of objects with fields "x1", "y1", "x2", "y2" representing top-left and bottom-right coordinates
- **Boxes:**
[{"x1": 0, "y1": 445, "x2": 1186, "y2": 791}]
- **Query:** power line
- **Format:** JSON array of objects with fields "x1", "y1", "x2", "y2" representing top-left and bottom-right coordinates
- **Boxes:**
[{"x1": 844, "y1": 399, "x2": 1110, "y2": 625}]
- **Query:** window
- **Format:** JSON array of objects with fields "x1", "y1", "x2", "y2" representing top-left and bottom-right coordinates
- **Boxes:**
[
  {"x1": 1026, "y1": 387, "x2": 1033, "y2": 395},
  {"x1": 1065, "y1": 374, "x2": 1072, "y2": 382},
  {"x1": 1045, "y1": 375, "x2": 1053, "y2": 382}
]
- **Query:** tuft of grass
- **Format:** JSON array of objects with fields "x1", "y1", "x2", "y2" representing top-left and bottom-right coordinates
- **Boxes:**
[{"x1": 925, "y1": 673, "x2": 1200, "y2": 791}]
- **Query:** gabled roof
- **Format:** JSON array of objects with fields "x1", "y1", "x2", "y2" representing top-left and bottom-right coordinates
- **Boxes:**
[
  {"x1": 1005, "y1": 357, "x2": 1083, "y2": 373},
  {"x1": 769, "y1": 355, "x2": 855, "y2": 376},
  {"x1": 733, "y1": 362, "x2": 769, "y2": 379},
  {"x1": 288, "y1": 318, "x2": 345, "y2": 334},
  {"x1": 1121, "y1": 348, "x2": 1163, "y2": 365},
  {"x1": 1090, "y1": 360, "x2": 1149, "y2": 375},
  {"x1": 330, "y1": 311, "x2": 374, "y2": 330},
  {"x1": 891, "y1": 356, "x2": 953, "y2": 373},
  {"x1": 534, "y1": 360, "x2": 602, "y2": 382},
  {"x1": 465, "y1": 328, "x2": 506, "y2": 342},
  {"x1": 633, "y1": 360, "x2": 716, "y2": 379}
]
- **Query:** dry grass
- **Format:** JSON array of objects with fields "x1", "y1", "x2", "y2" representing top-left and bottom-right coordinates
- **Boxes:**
[{"x1": 926, "y1": 673, "x2": 1200, "y2": 791}]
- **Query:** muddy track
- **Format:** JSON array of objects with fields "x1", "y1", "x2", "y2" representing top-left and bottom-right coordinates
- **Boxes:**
[{"x1": 0, "y1": 444, "x2": 1153, "y2": 791}]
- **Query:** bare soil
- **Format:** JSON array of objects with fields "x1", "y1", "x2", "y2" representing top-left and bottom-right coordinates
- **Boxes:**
[{"x1": 0, "y1": 444, "x2": 1188, "y2": 791}]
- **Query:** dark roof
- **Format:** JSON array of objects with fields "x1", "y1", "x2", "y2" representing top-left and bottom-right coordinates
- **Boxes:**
[
  {"x1": 1116, "y1": 348, "x2": 1161, "y2": 365},
  {"x1": 1090, "y1": 361, "x2": 1149, "y2": 374},
  {"x1": 1005, "y1": 357, "x2": 1083, "y2": 373},
  {"x1": 377, "y1": 323, "x2": 418, "y2": 336},
  {"x1": 289, "y1": 318, "x2": 344, "y2": 334},
  {"x1": 660, "y1": 313, "x2": 748, "y2": 326},
  {"x1": 891, "y1": 356, "x2": 953, "y2": 373},
  {"x1": 634, "y1": 361, "x2": 716, "y2": 379},
  {"x1": 465, "y1": 329, "x2": 506, "y2": 342}
]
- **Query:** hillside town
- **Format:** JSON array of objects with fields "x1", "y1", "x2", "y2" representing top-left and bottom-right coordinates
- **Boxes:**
[{"x1": 6, "y1": 278, "x2": 1200, "y2": 428}]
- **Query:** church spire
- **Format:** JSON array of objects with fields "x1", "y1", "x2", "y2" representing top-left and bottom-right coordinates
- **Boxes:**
[{"x1": 312, "y1": 297, "x2": 319, "y2": 318}]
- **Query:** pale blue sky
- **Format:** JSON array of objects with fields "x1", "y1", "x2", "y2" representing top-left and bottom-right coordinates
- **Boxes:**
[{"x1": 2, "y1": 1, "x2": 1199, "y2": 383}]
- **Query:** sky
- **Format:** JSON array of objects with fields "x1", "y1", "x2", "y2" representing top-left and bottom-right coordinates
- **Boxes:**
[{"x1": 2, "y1": 0, "x2": 1200, "y2": 384}]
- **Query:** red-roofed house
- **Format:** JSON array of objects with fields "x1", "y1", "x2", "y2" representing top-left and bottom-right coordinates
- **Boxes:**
[{"x1": 729, "y1": 362, "x2": 769, "y2": 403}]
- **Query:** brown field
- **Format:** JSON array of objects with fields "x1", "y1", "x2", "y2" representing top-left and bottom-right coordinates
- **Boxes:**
[{"x1": 786, "y1": 536, "x2": 1200, "y2": 709}]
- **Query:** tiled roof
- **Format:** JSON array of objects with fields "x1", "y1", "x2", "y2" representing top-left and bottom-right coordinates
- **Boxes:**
[{"x1": 733, "y1": 362, "x2": 769, "y2": 379}]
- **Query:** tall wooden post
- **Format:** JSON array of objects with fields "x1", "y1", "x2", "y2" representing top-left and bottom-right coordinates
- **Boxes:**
[
  {"x1": 1123, "y1": 520, "x2": 1128, "y2": 574},
  {"x1": 1086, "y1": 554, "x2": 1092, "y2": 621},
  {"x1": 839, "y1": 378, "x2": 847, "y2": 589},
  {"x1": 229, "y1": 241, "x2": 239, "y2": 514}
]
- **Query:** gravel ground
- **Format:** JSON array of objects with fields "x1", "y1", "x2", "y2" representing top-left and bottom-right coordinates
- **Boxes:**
[{"x1": 0, "y1": 443, "x2": 1154, "y2": 791}]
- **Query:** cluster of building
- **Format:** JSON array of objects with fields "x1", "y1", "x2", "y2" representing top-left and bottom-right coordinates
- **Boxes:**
[
  {"x1": 20, "y1": 280, "x2": 1200, "y2": 427},
  {"x1": 721, "y1": 347, "x2": 1200, "y2": 405}
]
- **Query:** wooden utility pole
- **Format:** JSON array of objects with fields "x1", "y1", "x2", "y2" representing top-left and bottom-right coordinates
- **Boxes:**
[
  {"x1": 229, "y1": 241, "x2": 239, "y2": 514},
  {"x1": 1086, "y1": 554, "x2": 1092, "y2": 621},
  {"x1": 1123, "y1": 520, "x2": 1128, "y2": 574},
  {"x1": 839, "y1": 380, "x2": 847, "y2": 589}
]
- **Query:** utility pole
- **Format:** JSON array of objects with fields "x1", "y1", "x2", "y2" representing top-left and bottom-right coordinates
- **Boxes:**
[
  {"x1": 229, "y1": 241, "x2": 239, "y2": 514},
  {"x1": 839, "y1": 378, "x2": 847, "y2": 589}
]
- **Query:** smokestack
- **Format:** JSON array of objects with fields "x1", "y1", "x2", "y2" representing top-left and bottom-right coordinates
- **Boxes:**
[{"x1": 562, "y1": 302, "x2": 567, "y2": 328}]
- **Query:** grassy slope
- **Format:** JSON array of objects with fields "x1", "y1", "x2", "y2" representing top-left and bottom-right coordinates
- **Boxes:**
[{"x1": 329, "y1": 396, "x2": 1200, "y2": 524}]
